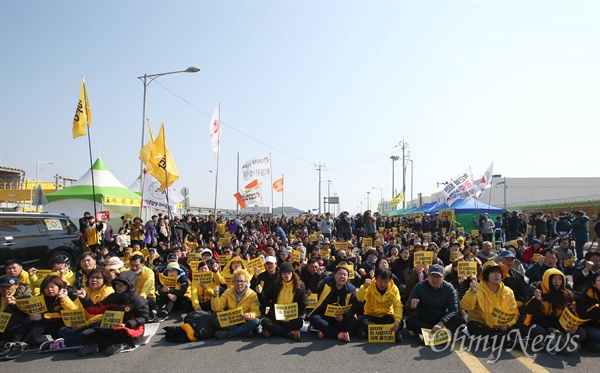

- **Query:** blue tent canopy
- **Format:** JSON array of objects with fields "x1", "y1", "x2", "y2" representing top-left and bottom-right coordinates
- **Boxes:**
[
  {"x1": 411, "y1": 202, "x2": 437, "y2": 213},
  {"x1": 429, "y1": 198, "x2": 503, "y2": 215}
]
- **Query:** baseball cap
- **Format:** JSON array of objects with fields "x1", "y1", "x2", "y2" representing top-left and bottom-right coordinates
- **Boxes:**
[
  {"x1": 265, "y1": 256, "x2": 277, "y2": 264},
  {"x1": 428, "y1": 264, "x2": 445, "y2": 277}
]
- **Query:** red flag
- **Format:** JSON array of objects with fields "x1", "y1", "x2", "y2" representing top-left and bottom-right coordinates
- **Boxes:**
[
  {"x1": 273, "y1": 177, "x2": 283, "y2": 192},
  {"x1": 234, "y1": 192, "x2": 247, "y2": 208},
  {"x1": 245, "y1": 179, "x2": 259, "y2": 189}
]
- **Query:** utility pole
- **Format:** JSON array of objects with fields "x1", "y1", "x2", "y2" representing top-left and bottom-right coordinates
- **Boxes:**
[
  {"x1": 390, "y1": 155, "x2": 399, "y2": 200},
  {"x1": 315, "y1": 162, "x2": 326, "y2": 215},
  {"x1": 399, "y1": 138, "x2": 409, "y2": 209}
]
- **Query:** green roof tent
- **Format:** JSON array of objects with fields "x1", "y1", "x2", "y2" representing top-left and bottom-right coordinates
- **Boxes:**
[{"x1": 45, "y1": 157, "x2": 140, "y2": 223}]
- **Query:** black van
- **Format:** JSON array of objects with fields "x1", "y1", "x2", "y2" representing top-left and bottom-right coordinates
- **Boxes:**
[{"x1": 0, "y1": 212, "x2": 84, "y2": 273}]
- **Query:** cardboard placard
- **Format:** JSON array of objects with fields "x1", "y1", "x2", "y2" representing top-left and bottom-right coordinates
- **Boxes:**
[
  {"x1": 219, "y1": 254, "x2": 232, "y2": 267},
  {"x1": 274, "y1": 303, "x2": 299, "y2": 321},
  {"x1": 490, "y1": 307, "x2": 517, "y2": 325},
  {"x1": 421, "y1": 327, "x2": 450, "y2": 346},
  {"x1": 15, "y1": 295, "x2": 47, "y2": 314},
  {"x1": 559, "y1": 307, "x2": 590, "y2": 330},
  {"x1": 306, "y1": 293, "x2": 318, "y2": 308},
  {"x1": 345, "y1": 264, "x2": 355, "y2": 280},
  {"x1": 0, "y1": 312, "x2": 11, "y2": 333},
  {"x1": 449, "y1": 251, "x2": 461, "y2": 262},
  {"x1": 334, "y1": 241, "x2": 348, "y2": 252},
  {"x1": 362, "y1": 237, "x2": 373, "y2": 249},
  {"x1": 60, "y1": 309, "x2": 87, "y2": 327},
  {"x1": 368, "y1": 324, "x2": 395, "y2": 343},
  {"x1": 35, "y1": 270, "x2": 54, "y2": 279},
  {"x1": 159, "y1": 273, "x2": 179, "y2": 288},
  {"x1": 413, "y1": 251, "x2": 434, "y2": 266},
  {"x1": 192, "y1": 271, "x2": 213, "y2": 285},
  {"x1": 188, "y1": 253, "x2": 202, "y2": 262},
  {"x1": 100, "y1": 310, "x2": 124, "y2": 328},
  {"x1": 324, "y1": 304, "x2": 352, "y2": 317},
  {"x1": 290, "y1": 249, "x2": 301, "y2": 263},
  {"x1": 247, "y1": 257, "x2": 265, "y2": 274},
  {"x1": 217, "y1": 307, "x2": 245, "y2": 328},
  {"x1": 563, "y1": 257, "x2": 576, "y2": 267},
  {"x1": 456, "y1": 261, "x2": 478, "y2": 277},
  {"x1": 532, "y1": 253, "x2": 541, "y2": 263}
]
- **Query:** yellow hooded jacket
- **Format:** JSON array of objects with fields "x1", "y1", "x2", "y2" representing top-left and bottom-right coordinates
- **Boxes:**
[
  {"x1": 461, "y1": 280, "x2": 518, "y2": 328},
  {"x1": 356, "y1": 280, "x2": 403, "y2": 322},
  {"x1": 61, "y1": 284, "x2": 114, "y2": 326},
  {"x1": 211, "y1": 286, "x2": 261, "y2": 320}
]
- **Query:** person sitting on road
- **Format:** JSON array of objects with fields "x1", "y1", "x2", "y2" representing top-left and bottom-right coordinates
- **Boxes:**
[
  {"x1": 122, "y1": 254, "x2": 156, "y2": 319},
  {"x1": 253, "y1": 256, "x2": 279, "y2": 315},
  {"x1": 211, "y1": 269, "x2": 261, "y2": 339},
  {"x1": 356, "y1": 268, "x2": 403, "y2": 343},
  {"x1": 576, "y1": 272, "x2": 600, "y2": 353},
  {"x1": 4, "y1": 259, "x2": 34, "y2": 289},
  {"x1": 0, "y1": 276, "x2": 32, "y2": 359},
  {"x1": 153, "y1": 262, "x2": 192, "y2": 322},
  {"x1": 525, "y1": 248, "x2": 561, "y2": 284},
  {"x1": 29, "y1": 258, "x2": 77, "y2": 290},
  {"x1": 572, "y1": 249, "x2": 600, "y2": 293},
  {"x1": 190, "y1": 261, "x2": 220, "y2": 312},
  {"x1": 221, "y1": 256, "x2": 247, "y2": 289}
]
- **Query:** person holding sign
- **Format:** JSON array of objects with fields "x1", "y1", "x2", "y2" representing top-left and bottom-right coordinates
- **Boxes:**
[
  {"x1": 261, "y1": 263, "x2": 306, "y2": 340},
  {"x1": 253, "y1": 256, "x2": 279, "y2": 315},
  {"x1": 191, "y1": 261, "x2": 220, "y2": 312},
  {"x1": 308, "y1": 266, "x2": 358, "y2": 343},
  {"x1": 211, "y1": 269, "x2": 261, "y2": 339},
  {"x1": 356, "y1": 268, "x2": 403, "y2": 343},
  {"x1": 576, "y1": 272, "x2": 600, "y2": 353},
  {"x1": 221, "y1": 257, "x2": 247, "y2": 290},
  {"x1": 525, "y1": 248, "x2": 560, "y2": 284},
  {"x1": 154, "y1": 262, "x2": 192, "y2": 322},
  {"x1": 5, "y1": 259, "x2": 34, "y2": 289},
  {"x1": 123, "y1": 254, "x2": 156, "y2": 314},
  {"x1": 573, "y1": 249, "x2": 600, "y2": 292},
  {"x1": 77, "y1": 272, "x2": 149, "y2": 356},
  {"x1": 523, "y1": 268, "x2": 585, "y2": 355},
  {"x1": 0, "y1": 276, "x2": 32, "y2": 355},
  {"x1": 461, "y1": 262, "x2": 519, "y2": 345}
]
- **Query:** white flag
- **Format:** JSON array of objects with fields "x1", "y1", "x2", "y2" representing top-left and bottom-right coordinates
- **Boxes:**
[
  {"x1": 242, "y1": 182, "x2": 262, "y2": 206},
  {"x1": 241, "y1": 154, "x2": 271, "y2": 181},
  {"x1": 141, "y1": 172, "x2": 185, "y2": 213},
  {"x1": 209, "y1": 105, "x2": 221, "y2": 156},
  {"x1": 441, "y1": 167, "x2": 478, "y2": 206},
  {"x1": 478, "y1": 162, "x2": 494, "y2": 193}
]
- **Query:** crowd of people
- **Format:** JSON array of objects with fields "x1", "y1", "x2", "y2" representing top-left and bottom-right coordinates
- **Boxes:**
[{"x1": 1, "y1": 208, "x2": 598, "y2": 361}]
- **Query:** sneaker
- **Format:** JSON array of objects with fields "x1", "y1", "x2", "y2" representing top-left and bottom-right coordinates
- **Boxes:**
[
  {"x1": 156, "y1": 310, "x2": 169, "y2": 322},
  {"x1": 360, "y1": 328, "x2": 367, "y2": 339},
  {"x1": 148, "y1": 310, "x2": 158, "y2": 322},
  {"x1": 78, "y1": 344, "x2": 99, "y2": 357},
  {"x1": 6, "y1": 342, "x2": 29, "y2": 359},
  {"x1": 215, "y1": 330, "x2": 234, "y2": 340},
  {"x1": 317, "y1": 331, "x2": 326, "y2": 339},
  {"x1": 337, "y1": 332, "x2": 350, "y2": 343},
  {"x1": 49, "y1": 338, "x2": 65, "y2": 350},
  {"x1": 35, "y1": 335, "x2": 53, "y2": 344},
  {"x1": 547, "y1": 334, "x2": 557, "y2": 355},
  {"x1": 395, "y1": 331, "x2": 403, "y2": 344},
  {"x1": 1, "y1": 342, "x2": 15, "y2": 358},
  {"x1": 105, "y1": 344, "x2": 125, "y2": 355},
  {"x1": 241, "y1": 330, "x2": 254, "y2": 338},
  {"x1": 263, "y1": 330, "x2": 272, "y2": 338},
  {"x1": 289, "y1": 330, "x2": 301, "y2": 341}
]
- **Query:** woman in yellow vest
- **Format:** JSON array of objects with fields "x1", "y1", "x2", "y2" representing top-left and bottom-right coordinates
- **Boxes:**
[{"x1": 190, "y1": 261, "x2": 221, "y2": 312}]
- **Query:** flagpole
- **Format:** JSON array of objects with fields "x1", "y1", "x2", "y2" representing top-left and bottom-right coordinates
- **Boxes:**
[
  {"x1": 213, "y1": 104, "x2": 221, "y2": 237},
  {"x1": 270, "y1": 153, "x2": 274, "y2": 218},
  {"x1": 236, "y1": 152, "x2": 239, "y2": 215},
  {"x1": 81, "y1": 75, "x2": 98, "y2": 221},
  {"x1": 281, "y1": 174, "x2": 284, "y2": 217},
  {"x1": 163, "y1": 121, "x2": 172, "y2": 220}
]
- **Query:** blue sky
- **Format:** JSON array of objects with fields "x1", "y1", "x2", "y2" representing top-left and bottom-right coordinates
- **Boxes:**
[{"x1": 1, "y1": 1, "x2": 598, "y2": 214}]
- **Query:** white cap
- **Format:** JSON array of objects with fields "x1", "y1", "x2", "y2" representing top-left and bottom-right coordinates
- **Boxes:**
[{"x1": 265, "y1": 256, "x2": 277, "y2": 264}]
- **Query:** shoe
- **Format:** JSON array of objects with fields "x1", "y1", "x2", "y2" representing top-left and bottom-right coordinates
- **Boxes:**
[
  {"x1": 35, "y1": 335, "x2": 53, "y2": 344},
  {"x1": 263, "y1": 330, "x2": 272, "y2": 338},
  {"x1": 105, "y1": 344, "x2": 126, "y2": 355},
  {"x1": 148, "y1": 310, "x2": 158, "y2": 322},
  {"x1": 395, "y1": 331, "x2": 403, "y2": 344},
  {"x1": 156, "y1": 310, "x2": 169, "y2": 322},
  {"x1": 337, "y1": 332, "x2": 350, "y2": 343},
  {"x1": 6, "y1": 342, "x2": 29, "y2": 359},
  {"x1": 408, "y1": 330, "x2": 417, "y2": 337},
  {"x1": 241, "y1": 330, "x2": 254, "y2": 338},
  {"x1": 179, "y1": 314, "x2": 187, "y2": 322},
  {"x1": 1, "y1": 342, "x2": 15, "y2": 358},
  {"x1": 547, "y1": 334, "x2": 557, "y2": 355},
  {"x1": 215, "y1": 330, "x2": 234, "y2": 340},
  {"x1": 49, "y1": 338, "x2": 65, "y2": 351},
  {"x1": 78, "y1": 344, "x2": 99, "y2": 357},
  {"x1": 360, "y1": 329, "x2": 367, "y2": 339},
  {"x1": 289, "y1": 331, "x2": 301, "y2": 341},
  {"x1": 317, "y1": 331, "x2": 326, "y2": 339}
]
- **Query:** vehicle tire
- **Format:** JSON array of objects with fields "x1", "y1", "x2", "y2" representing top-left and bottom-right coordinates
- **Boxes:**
[{"x1": 47, "y1": 250, "x2": 75, "y2": 270}]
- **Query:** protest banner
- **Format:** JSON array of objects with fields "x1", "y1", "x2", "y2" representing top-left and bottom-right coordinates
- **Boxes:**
[
  {"x1": 217, "y1": 307, "x2": 245, "y2": 328},
  {"x1": 306, "y1": 294, "x2": 318, "y2": 309},
  {"x1": 563, "y1": 258, "x2": 576, "y2": 268},
  {"x1": 421, "y1": 327, "x2": 450, "y2": 346},
  {"x1": 324, "y1": 304, "x2": 352, "y2": 317},
  {"x1": 490, "y1": 307, "x2": 518, "y2": 325},
  {"x1": 35, "y1": 270, "x2": 54, "y2": 279},
  {"x1": 247, "y1": 257, "x2": 265, "y2": 274},
  {"x1": 159, "y1": 273, "x2": 178, "y2": 288},
  {"x1": 345, "y1": 264, "x2": 355, "y2": 280},
  {"x1": 334, "y1": 241, "x2": 348, "y2": 252},
  {"x1": 60, "y1": 309, "x2": 86, "y2": 327},
  {"x1": 368, "y1": 324, "x2": 395, "y2": 343},
  {"x1": 192, "y1": 271, "x2": 214, "y2": 285},
  {"x1": 15, "y1": 295, "x2": 47, "y2": 314},
  {"x1": 290, "y1": 249, "x2": 301, "y2": 263},
  {"x1": 413, "y1": 251, "x2": 434, "y2": 266},
  {"x1": 559, "y1": 307, "x2": 591, "y2": 330},
  {"x1": 457, "y1": 261, "x2": 478, "y2": 277},
  {"x1": 274, "y1": 303, "x2": 299, "y2": 321},
  {"x1": 219, "y1": 254, "x2": 232, "y2": 267},
  {"x1": 0, "y1": 312, "x2": 11, "y2": 333},
  {"x1": 188, "y1": 253, "x2": 202, "y2": 262},
  {"x1": 100, "y1": 310, "x2": 124, "y2": 328},
  {"x1": 362, "y1": 237, "x2": 373, "y2": 250},
  {"x1": 449, "y1": 251, "x2": 461, "y2": 262}
]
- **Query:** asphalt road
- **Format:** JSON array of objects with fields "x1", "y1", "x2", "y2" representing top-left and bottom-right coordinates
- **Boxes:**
[{"x1": 2, "y1": 315, "x2": 598, "y2": 373}]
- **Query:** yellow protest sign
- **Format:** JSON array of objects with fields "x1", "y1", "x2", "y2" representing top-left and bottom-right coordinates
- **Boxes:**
[
  {"x1": 563, "y1": 257, "x2": 576, "y2": 267},
  {"x1": 306, "y1": 294, "x2": 318, "y2": 308},
  {"x1": 189, "y1": 261, "x2": 201, "y2": 271},
  {"x1": 471, "y1": 230, "x2": 480, "y2": 236},
  {"x1": 378, "y1": 227, "x2": 385, "y2": 233},
  {"x1": 223, "y1": 274, "x2": 234, "y2": 288},
  {"x1": 217, "y1": 307, "x2": 245, "y2": 328},
  {"x1": 375, "y1": 238, "x2": 382, "y2": 247},
  {"x1": 320, "y1": 249, "x2": 331, "y2": 260},
  {"x1": 457, "y1": 261, "x2": 478, "y2": 277},
  {"x1": 219, "y1": 254, "x2": 232, "y2": 267},
  {"x1": 0, "y1": 312, "x2": 11, "y2": 333},
  {"x1": 490, "y1": 307, "x2": 517, "y2": 325},
  {"x1": 532, "y1": 253, "x2": 541, "y2": 263},
  {"x1": 159, "y1": 273, "x2": 179, "y2": 288},
  {"x1": 413, "y1": 251, "x2": 434, "y2": 266},
  {"x1": 439, "y1": 210, "x2": 455, "y2": 231},
  {"x1": 188, "y1": 253, "x2": 202, "y2": 262},
  {"x1": 274, "y1": 303, "x2": 299, "y2": 321},
  {"x1": 140, "y1": 247, "x2": 149, "y2": 257},
  {"x1": 219, "y1": 238, "x2": 229, "y2": 246},
  {"x1": 103, "y1": 195, "x2": 140, "y2": 206},
  {"x1": 457, "y1": 227, "x2": 465, "y2": 233},
  {"x1": 406, "y1": 228, "x2": 412, "y2": 233},
  {"x1": 35, "y1": 270, "x2": 54, "y2": 279},
  {"x1": 368, "y1": 324, "x2": 395, "y2": 343},
  {"x1": 505, "y1": 239, "x2": 518, "y2": 248},
  {"x1": 60, "y1": 309, "x2": 87, "y2": 327},
  {"x1": 100, "y1": 310, "x2": 124, "y2": 328},
  {"x1": 15, "y1": 295, "x2": 47, "y2": 314},
  {"x1": 449, "y1": 251, "x2": 461, "y2": 262},
  {"x1": 421, "y1": 327, "x2": 450, "y2": 346},
  {"x1": 334, "y1": 241, "x2": 348, "y2": 252},
  {"x1": 247, "y1": 257, "x2": 265, "y2": 274},
  {"x1": 559, "y1": 307, "x2": 590, "y2": 330},
  {"x1": 192, "y1": 271, "x2": 214, "y2": 285},
  {"x1": 345, "y1": 264, "x2": 355, "y2": 280},
  {"x1": 309, "y1": 233, "x2": 317, "y2": 242},
  {"x1": 290, "y1": 249, "x2": 301, "y2": 263},
  {"x1": 392, "y1": 227, "x2": 398, "y2": 234},
  {"x1": 324, "y1": 304, "x2": 352, "y2": 317},
  {"x1": 362, "y1": 237, "x2": 373, "y2": 249},
  {"x1": 289, "y1": 233, "x2": 297, "y2": 240}
]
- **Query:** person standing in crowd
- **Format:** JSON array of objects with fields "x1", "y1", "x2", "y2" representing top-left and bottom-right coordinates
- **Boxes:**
[
  {"x1": 480, "y1": 213, "x2": 495, "y2": 242},
  {"x1": 567, "y1": 211, "x2": 590, "y2": 261},
  {"x1": 85, "y1": 215, "x2": 104, "y2": 254},
  {"x1": 129, "y1": 216, "x2": 146, "y2": 248},
  {"x1": 319, "y1": 212, "x2": 334, "y2": 240}
]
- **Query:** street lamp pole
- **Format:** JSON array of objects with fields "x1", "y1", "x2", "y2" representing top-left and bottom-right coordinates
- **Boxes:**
[
  {"x1": 138, "y1": 67, "x2": 200, "y2": 191},
  {"x1": 367, "y1": 191, "x2": 371, "y2": 211},
  {"x1": 371, "y1": 187, "x2": 383, "y2": 211},
  {"x1": 35, "y1": 161, "x2": 53, "y2": 212},
  {"x1": 390, "y1": 155, "x2": 399, "y2": 199}
]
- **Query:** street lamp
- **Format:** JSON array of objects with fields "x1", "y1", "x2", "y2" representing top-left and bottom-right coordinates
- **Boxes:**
[
  {"x1": 138, "y1": 67, "x2": 200, "y2": 189},
  {"x1": 323, "y1": 180, "x2": 332, "y2": 213},
  {"x1": 366, "y1": 191, "x2": 371, "y2": 211},
  {"x1": 34, "y1": 161, "x2": 53, "y2": 212},
  {"x1": 494, "y1": 175, "x2": 507, "y2": 209},
  {"x1": 371, "y1": 187, "x2": 383, "y2": 211},
  {"x1": 390, "y1": 155, "x2": 399, "y2": 199},
  {"x1": 406, "y1": 159, "x2": 413, "y2": 206}
]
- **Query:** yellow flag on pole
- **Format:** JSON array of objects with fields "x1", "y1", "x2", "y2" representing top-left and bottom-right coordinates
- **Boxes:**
[
  {"x1": 390, "y1": 191, "x2": 404, "y2": 207},
  {"x1": 148, "y1": 121, "x2": 179, "y2": 191},
  {"x1": 72, "y1": 76, "x2": 92, "y2": 138},
  {"x1": 139, "y1": 122, "x2": 155, "y2": 172}
]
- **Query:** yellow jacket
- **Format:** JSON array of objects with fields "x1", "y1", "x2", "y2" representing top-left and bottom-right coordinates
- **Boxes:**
[
  {"x1": 357, "y1": 280, "x2": 403, "y2": 322},
  {"x1": 123, "y1": 266, "x2": 156, "y2": 300},
  {"x1": 211, "y1": 287, "x2": 261, "y2": 319},
  {"x1": 61, "y1": 285, "x2": 114, "y2": 326},
  {"x1": 191, "y1": 272, "x2": 221, "y2": 308},
  {"x1": 461, "y1": 281, "x2": 518, "y2": 328}
]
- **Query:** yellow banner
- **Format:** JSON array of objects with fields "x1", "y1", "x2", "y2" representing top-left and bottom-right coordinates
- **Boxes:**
[
  {"x1": 15, "y1": 295, "x2": 47, "y2": 314},
  {"x1": 334, "y1": 241, "x2": 348, "y2": 252},
  {"x1": 471, "y1": 230, "x2": 480, "y2": 236},
  {"x1": 35, "y1": 269, "x2": 54, "y2": 279},
  {"x1": 449, "y1": 251, "x2": 461, "y2": 262},
  {"x1": 306, "y1": 294, "x2": 318, "y2": 308},
  {"x1": 188, "y1": 253, "x2": 202, "y2": 262},
  {"x1": 345, "y1": 264, "x2": 355, "y2": 280},
  {"x1": 413, "y1": 251, "x2": 434, "y2": 266},
  {"x1": 219, "y1": 254, "x2": 232, "y2": 267},
  {"x1": 247, "y1": 257, "x2": 265, "y2": 274},
  {"x1": 309, "y1": 233, "x2": 317, "y2": 242},
  {"x1": 362, "y1": 237, "x2": 373, "y2": 249},
  {"x1": 100, "y1": 310, "x2": 124, "y2": 328},
  {"x1": 192, "y1": 272, "x2": 214, "y2": 285},
  {"x1": 563, "y1": 257, "x2": 576, "y2": 267},
  {"x1": 324, "y1": 304, "x2": 352, "y2": 317},
  {"x1": 290, "y1": 249, "x2": 301, "y2": 263},
  {"x1": 368, "y1": 324, "x2": 395, "y2": 343},
  {"x1": 219, "y1": 238, "x2": 230, "y2": 246},
  {"x1": 217, "y1": 307, "x2": 245, "y2": 328},
  {"x1": 421, "y1": 327, "x2": 450, "y2": 346},
  {"x1": 60, "y1": 309, "x2": 87, "y2": 327},
  {"x1": 0, "y1": 312, "x2": 11, "y2": 333},
  {"x1": 274, "y1": 303, "x2": 299, "y2": 321},
  {"x1": 159, "y1": 273, "x2": 179, "y2": 288},
  {"x1": 559, "y1": 307, "x2": 590, "y2": 330},
  {"x1": 491, "y1": 307, "x2": 517, "y2": 325},
  {"x1": 103, "y1": 195, "x2": 141, "y2": 206},
  {"x1": 457, "y1": 261, "x2": 478, "y2": 277}
]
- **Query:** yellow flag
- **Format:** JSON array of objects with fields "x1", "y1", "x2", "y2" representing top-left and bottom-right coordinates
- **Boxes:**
[
  {"x1": 148, "y1": 121, "x2": 179, "y2": 191},
  {"x1": 139, "y1": 122, "x2": 155, "y2": 172},
  {"x1": 72, "y1": 76, "x2": 92, "y2": 138}
]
